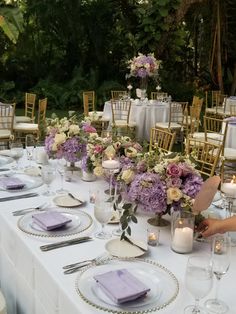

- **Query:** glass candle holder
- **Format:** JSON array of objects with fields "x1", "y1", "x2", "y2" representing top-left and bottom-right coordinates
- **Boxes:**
[
  {"x1": 147, "y1": 228, "x2": 160, "y2": 246},
  {"x1": 171, "y1": 211, "x2": 195, "y2": 254}
]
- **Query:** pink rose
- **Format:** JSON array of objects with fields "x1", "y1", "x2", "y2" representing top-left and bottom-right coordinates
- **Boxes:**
[
  {"x1": 166, "y1": 163, "x2": 182, "y2": 177},
  {"x1": 82, "y1": 124, "x2": 97, "y2": 133}
]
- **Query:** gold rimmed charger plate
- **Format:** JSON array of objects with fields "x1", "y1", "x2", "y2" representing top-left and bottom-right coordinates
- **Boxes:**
[
  {"x1": 17, "y1": 208, "x2": 93, "y2": 238},
  {"x1": 75, "y1": 257, "x2": 179, "y2": 313}
]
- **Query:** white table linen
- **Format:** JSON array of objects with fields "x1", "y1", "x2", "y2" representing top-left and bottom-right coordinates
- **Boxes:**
[
  {"x1": 0, "y1": 154, "x2": 236, "y2": 314},
  {"x1": 103, "y1": 100, "x2": 169, "y2": 141},
  {"x1": 225, "y1": 97, "x2": 236, "y2": 113}
]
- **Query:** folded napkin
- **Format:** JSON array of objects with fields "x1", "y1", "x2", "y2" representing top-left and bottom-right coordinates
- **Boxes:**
[
  {"x1": 224, "y1": 116, "x2": 236, "y2": 122},
  {"x1": 32, "y1": 211, "x2": 72, "y2": 231},
  {"x1": 0, "y1": 177, "x2": 25, "y2": 190},
  {"x1": 94, "y1": 269, "x2": 150, "y2": 304}
]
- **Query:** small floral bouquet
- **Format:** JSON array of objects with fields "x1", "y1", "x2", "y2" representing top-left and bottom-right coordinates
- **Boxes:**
[
  {"x1": 127, "y1": 53, "x2": 160, "y2": 78},
  {"x1": 45, "y1": 115, "x2": 97, "y2": 163},
  {"x1": 120, "y1": 153, "x2": 203, "y2": 216}
]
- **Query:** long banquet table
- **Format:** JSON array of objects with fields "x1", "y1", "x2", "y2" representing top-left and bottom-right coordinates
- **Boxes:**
[
  {"x1": 0, "y1": 154, "x2": 236, "y2": 314},
  {"x1": 103, "y1": 100, "x2": 169, "y2": 141}
]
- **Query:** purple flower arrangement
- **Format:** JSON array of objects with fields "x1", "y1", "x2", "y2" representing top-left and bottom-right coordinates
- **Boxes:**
[
  {"x1": 121, "y1": 153, "x2": 203, "y2": 215},
  {"x1": 127, "y1": 53, "x2": 160, "y2": 78}
]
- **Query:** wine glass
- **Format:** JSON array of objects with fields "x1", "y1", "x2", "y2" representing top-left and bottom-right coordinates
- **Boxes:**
[
  {"x1": 41, "y1": 165, "x2": 56, "y2": 196},
  {"x1": 10, "y1": 141, "x2": 24, "y2": 170},
  {"x1": 205, "y1": 235, "x2": 231, "y2": 313},
  {"x1": 184, "y1": 255, "x2": 213, "y2": 314},
  {"x1": 56, "y1": 158, "x2": 68, "y2": 194},
  {"x1": 94, "y1": 193, "x2": 113, "y2": 239},
  {"x1": 25, "y1": 134, "x2": 35, "y2": 167}
]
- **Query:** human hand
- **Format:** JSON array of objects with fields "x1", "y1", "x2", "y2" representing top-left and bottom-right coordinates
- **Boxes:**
[{"x1": 199, "y1": 218, "x2": 223, "y2": 237}]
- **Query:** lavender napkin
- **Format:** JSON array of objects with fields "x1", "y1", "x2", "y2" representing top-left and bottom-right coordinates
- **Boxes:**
[
  {"x1": 0, "y1": 177, "x2": 25, "y2": 190},
  {"x1": 94, "y1": 269, "x2": 150, "y2": 304},
  {"x1": 32, "y1": 211, "x2": 72, "y2": 231}
]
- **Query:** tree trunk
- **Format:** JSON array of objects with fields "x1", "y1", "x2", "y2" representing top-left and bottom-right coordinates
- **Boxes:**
[{"x1": 216, "y1": 0, "x2": 224, "y2": 93}]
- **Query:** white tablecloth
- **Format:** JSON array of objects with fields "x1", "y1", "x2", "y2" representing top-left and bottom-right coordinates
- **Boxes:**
[
  {"x1": 225, "y1": 97, "x2": 236, "y2": 112},
  {"x1": 0, "y1": 155, "x2": 236, "y2": 314},
  {"x1": 103, "y1": 100, "x2": 169, "y2": 141}
]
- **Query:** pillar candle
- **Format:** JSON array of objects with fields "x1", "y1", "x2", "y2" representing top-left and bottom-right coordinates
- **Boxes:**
[{"x1": 171, "y1": 227, "x2": 193, "y2": 253}]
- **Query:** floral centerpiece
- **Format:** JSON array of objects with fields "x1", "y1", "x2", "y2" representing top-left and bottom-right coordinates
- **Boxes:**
[
  {"x1": 119, "y1": 152, "x2": 203, "y2": 227},
  {"x1": 127, "y1": 53, "x2": 160, "y2": 91},
  {"x1": 44, "y1": 115, "x2": 97, "y2": 164}
]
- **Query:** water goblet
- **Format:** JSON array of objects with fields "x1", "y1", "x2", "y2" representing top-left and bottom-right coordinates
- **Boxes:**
[
  {"x1": 184, "y1": 255, "x2": 213, "y2": 314},
  {"x1": 41, "y1": 165, "x2": 56, "y2": 196},
  {"x1": 94, "y1": 193, "x2": 113, "y2": 239},
  {"x1": 205, "y1": 234, "x2": 231, "y2": 313},
  {"x1": 10, "y1": 141, "x2": 24, "y2": 170},
  {"x1": 56, "y1": 158, "x2": 68, "y2": 194},
  {"x1": 25, "y1": 134, "x2": 35, "y2": 167}
]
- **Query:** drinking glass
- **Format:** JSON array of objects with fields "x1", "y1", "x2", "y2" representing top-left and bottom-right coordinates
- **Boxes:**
[
  {"x1": 41, "y1": 165, "x2": 56, "y2": 196},
  {"x1": 56, "y1": 158, "x2": 68, "y2": 194},
  {"x1": 94, "y1": 193, "x2": 113, "y2": 239},
  {"x1": 10, "y1": 141, "x2": 24, "y2": 169},
  {"x1": 184, "y1": 255, "x2": 213, "y2": 314},
  {"x1": 25, "y1": 134, "x2": 35, "y2": 166},
  {"x1": 205, "y1": 235, "x2": 231, "y2": 313}
]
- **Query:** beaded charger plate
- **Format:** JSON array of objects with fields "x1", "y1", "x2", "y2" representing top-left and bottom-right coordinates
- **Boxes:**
[
  {"x1": 17, "y1": 208, "x2": 93, "y2": 238},
  {"x1": 75, "y1": 257, "x2": 179, "y2": 313}
]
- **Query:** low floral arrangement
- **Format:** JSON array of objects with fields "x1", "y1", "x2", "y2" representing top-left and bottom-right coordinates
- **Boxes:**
[
  {"x1": 45, "y1": 115, "x2": 97, "y2": 163},
  {"x1": 127, "y1": 53, "x2": 160, "y2": 78}
]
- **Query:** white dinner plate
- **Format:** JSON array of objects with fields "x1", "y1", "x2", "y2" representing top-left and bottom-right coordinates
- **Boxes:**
[
  {"x1": 75, "y1": 257, "x2": 179, "y2": 314},
  {"x1": 105, "y1": 238, "x2": 147, "y2": 258},
  {"x1": 17, "y1": 208, "x2": 93, "y2": 238},
  {"x1": 53, "y1": 194, "x2": 85, "y2": 207},
  {"x1": 0, "y1": 173, "x2": 43, "y2": 192}
]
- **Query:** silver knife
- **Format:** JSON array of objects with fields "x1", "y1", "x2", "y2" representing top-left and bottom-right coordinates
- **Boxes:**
[
  {"x1": 40, "y1": 236, "x2": 93, "y2": 251},
  {"x1": 0, "y1": 193, "x2": 38, "y2": 202}
]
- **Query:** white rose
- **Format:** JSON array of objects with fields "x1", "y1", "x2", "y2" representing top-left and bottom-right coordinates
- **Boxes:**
[
  {"x1": 52, "y1": 133, "x2": 66, "y2": 151},
  {"x1": 167, "y1": 187, "x2": 183, "y2": 204},
  {"x1": 125, "y1": 147, "x2": 137, "y2": 158},
  {"x1": 121, "y1": 169, "x2": 135, "y2": 184},
  {"x1": 93, "y1": 166, "x2": 104, "y2": 177},
  {"x1": 69, "y1": 124, "x2": 80, "y2": 135}
]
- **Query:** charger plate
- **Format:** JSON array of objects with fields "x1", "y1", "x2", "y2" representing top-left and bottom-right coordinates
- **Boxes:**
[
  {"x1": 0, "y1": 173, "x2": 43, "y2": 192},
  {"x1": 75, "y1": 257, "x2": 179, "y2": 313},
  {"x1": 17, "y1": 208, "x2": 93, "y2": 238},
  {"x1": 0, "y1": 155, "x2": 14, "y2": 166}
]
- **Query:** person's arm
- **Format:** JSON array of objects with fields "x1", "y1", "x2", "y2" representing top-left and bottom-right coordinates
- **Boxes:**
[{"x1": 201, "y1": 216, "x2": 236, "y2": 237}]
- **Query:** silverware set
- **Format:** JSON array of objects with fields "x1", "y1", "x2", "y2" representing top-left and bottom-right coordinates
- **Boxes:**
[
  {"x1": 0, "y1": 192, "x2": 38, "y2": 202},
  {"x1": 63, "y1": 253, "x2": 109, "y2": 274},
  {"x1": 12, "y1": 202, "x2": 47, "y2": 216},
  {"x1": 40, "y1": 236, "x2": 93, "y2": 251}
]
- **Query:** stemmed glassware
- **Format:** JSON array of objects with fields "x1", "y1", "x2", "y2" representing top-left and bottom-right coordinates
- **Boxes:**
[
  {"x1": 102, "y1": 152, "x2": 120, "y2": 198},
  {"x1": 10, "y1": 141, "x2": 24, "y2": 170},
  {"x1": 184, "y1": 255, "x2": 213, "y2": 314},
  {"x1": 25, "y1": 134, "x2": 35, "y2": 167},
  {"x1": 56, "y1": 158, "x2": 68, "y2": 194},
  {"x1": 94, "y1": 193, "x2": 113, "y2": 239},
  {"x1": 41, "y1": 165, "x2": 56, "y2": 196},
  {"x1": 205, "y1": 234, "x2": 231, "y2": 313}
]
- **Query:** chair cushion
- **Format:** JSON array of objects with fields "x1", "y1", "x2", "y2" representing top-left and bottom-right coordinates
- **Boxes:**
[
  {"x1": 89, "y1": 111, "x2": 104, "y2": 118},
  {"x1": 0, "y1": 130, "x2": 11, "y2": 138},
  {"x1": 155, "y1": 122, "x2": 181, "y2": 129},
  {"x1": 192, "y1": 132, "x2": 205, "y2": 140},
  {"x1": 223, "y1": 148, "x2": 236, "y2": 160},
  {"x1": 14, "y1": 123, "x2": 38, "y2": 131},
  {"x1": 15, "y1": 116, "x2": 32, "y2": 123}
]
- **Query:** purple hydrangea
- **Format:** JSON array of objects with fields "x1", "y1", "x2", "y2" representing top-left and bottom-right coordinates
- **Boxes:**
[
  {"x1": 56, "y1": 137, "x2": 86, "y2": 162},
  {"x1": 182, "y1": 174, "x2": 203, "y2": 198},
  {"x1": 127, "y1": 172, "x2": 167, "y2": 214}
]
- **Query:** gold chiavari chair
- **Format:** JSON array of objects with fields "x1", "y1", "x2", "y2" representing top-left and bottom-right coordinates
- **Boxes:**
[
  {"x1": 186, "y1": 137, "x2": 222, "y2": 178},
  {"x1": 111, "y1": 90, "x2": 128, "y2": 100},
  {"x1": 0, "y1": 102, "x2": 15, "y2": 147},
  {"x1": 111, "y1": 99, "x2": 136, "y2": 137},
  {"x1": 15, "y1": 92, "x2": 36, "y2": 123},
  {"x1": 83, "y1": 91, "x2": 103, "y2": 118},
  {"x1": 149, "y1": 127, "x2": 176, "y2": 154},
  {"x1": 14, "y1": 98, "x2": 47, "y2": 140},
  {"x1": 205, "y1": 90, "x2": 221, "y2": 116},
  {"x1": 230, "y1": 104, "x2": 236, "y2": 116}
]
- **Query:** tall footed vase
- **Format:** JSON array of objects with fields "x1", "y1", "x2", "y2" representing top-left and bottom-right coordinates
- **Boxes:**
[
  {"x1": 139, "y1": 77, "x2": 148, "y2": 101},
  {"x1": 147, "y1": 212, "x2": 170, "y2": 227}
]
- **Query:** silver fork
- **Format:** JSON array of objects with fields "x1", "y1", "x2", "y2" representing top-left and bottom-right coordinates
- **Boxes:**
[
  {"x1": 63, "y1": 253, "x2": 109, "y2": 274},
  {"x1": 12, "y1": 202, "x2": 47, "y2": 216}
]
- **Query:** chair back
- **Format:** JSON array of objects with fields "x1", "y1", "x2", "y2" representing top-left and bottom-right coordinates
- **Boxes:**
[
  {"x1": 83, "y1": 91, "x2": 95, "y2": 116},
  {"x1": 111, "y1": 99, "x2": 131, "y2": 125},
  {"x1": 150, "y1": 92, "x2": 168, "y2": 100},
  {"x1": 25, "y1": 92, "x2": 36, "y2": 121},
  {"x1": 192, "y1": 96, "x2": 203, "y2": 111},
  {"x1": 38, "y1": 98, "x2": 47, "y2": 127},
  {"x1": 149, "y1": 127, "x2": 176, "y2": 153},
  {"x1": 111, "y1": 90, "x2": 127, "y2": 100},
  {"x1": 186, "y1": 137, "x2": 222, "y2": 177},
  {"x1": 184, "y1": 106, "x2": 201, "y2": 137},
  {"x1": 203, "y1": 115, "x2": 224, "y2": 145},
  {"x1": 0, "y1": 102, "x2": 15, "y2": 133},
  {"x1": 168, "y1": 102, "x2": 184, "y2": 127}
]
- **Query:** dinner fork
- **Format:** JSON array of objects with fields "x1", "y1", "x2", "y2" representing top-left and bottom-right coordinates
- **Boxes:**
[
  {"x1": 63, "y1": 252, "x2": 109, "y2": 274},
  {"x1": 12, "y1": 202, "x2": 47, "y2": 216}
]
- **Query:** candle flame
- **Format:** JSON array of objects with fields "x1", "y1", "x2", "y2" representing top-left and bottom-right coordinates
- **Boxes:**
[{"x1": 231, "y1": 175, "x2": 236, "y2": 184}]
